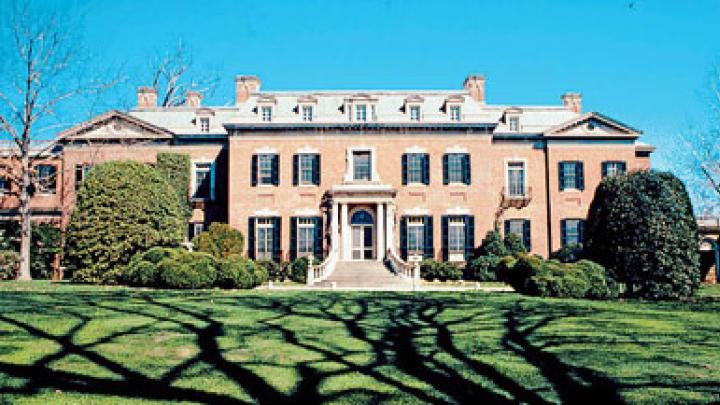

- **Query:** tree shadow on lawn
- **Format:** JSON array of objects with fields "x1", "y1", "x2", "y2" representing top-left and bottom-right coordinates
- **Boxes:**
[{"x1": 0, "y1": 290, "x2": 717, "y2": 403}]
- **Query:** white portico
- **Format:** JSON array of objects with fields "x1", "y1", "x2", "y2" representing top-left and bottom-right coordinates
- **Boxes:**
[{"x1": 328, "y1": 183, "x2": 397, "y2": 262}]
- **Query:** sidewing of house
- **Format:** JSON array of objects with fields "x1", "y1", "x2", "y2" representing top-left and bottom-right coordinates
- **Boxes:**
[
  {"x1": 544, "y1": 112, "x2": 641, "y2": 138},
  {"x1": 57, "y1": 110, "x2": 174, "y2": 143}
]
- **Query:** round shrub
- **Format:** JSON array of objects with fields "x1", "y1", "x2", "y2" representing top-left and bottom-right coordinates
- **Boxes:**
[
  {"x1": 0, "y1": 250, "x2": 20, "y2": 280},
  {"x1": 466, "y1": 255, "x2": 500, "y2": 281},
  {"x1": 420, "y1": 259, "x2": 461, "y2": 281},
  {"x1": 503, "y1": 233, "x2": 527, "y2": 256},
  {"x1": 64, "y1": 161, "x2": 185, "y2": 283},
  {"x1": 289, "y1": 256, "x2": 320, "y2": 284},
  {"x1": 550, "y1": 243, "x2": 584, "y2": 263},
  {"x1": 157, "y1": 252, "x2": 217, "y2": 289},
  {"x1": 498, "y1": 254, "x2": 542, "y2": 293},
  {"x1": 576, "y1": 260, "x2": 616, "y2": 299},
  {"x1": 585, "y1": 171, "x2": 700, "y2": 299},
  {"x1": 193, "y1": 223, "x2": 244, "y2": 259},
  {"x1": 216, "y1": 255, "x2": 256, "y2": 289},
  {"x1": 257, "y1": 260, "x2": 287, "y2": 282},
  {"x1": 475, "y1": 231, "x2": 507, "y2": 257}
]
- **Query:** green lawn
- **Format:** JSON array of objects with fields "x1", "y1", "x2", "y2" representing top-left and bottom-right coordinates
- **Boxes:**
[{"x1": 0, "y1": 282, "x2": 719, "y2": 404}]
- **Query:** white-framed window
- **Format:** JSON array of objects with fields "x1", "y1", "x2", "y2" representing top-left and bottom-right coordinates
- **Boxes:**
[
  {"x1": 75, "y1": 164, "x2": 92, "y2": 187},
  {"x1": 261, "y1": 106, "x2": 273, "y2": 122},
  {"x1": 449, "y1": 105, "x2": 461, "y2": 121},
  {"x1": 299, "y1": 154, "x2": 314, "y2": 185},
  {"x1": 35, "y1": 164, "x2": 57, "y2": 194},
  {"x1": 302, "y1": 105, "x2": 313, "y2": 122},
  {"x1": 507, "y1": 161, "x2": 526, "y2": 197},
  {"x1": 410, "y1": 105, "x2": 421, "y2": 121},
  {"x1": 256, "y1": 218, "x2": 274, "y2": 260},
  {"x1": 448, "y1": 217, "x2": 466, "y2": 254},
  {"x1": 603, "y1": 161, "x2": 626, "y2": 177},
  {"x1": 508, "y1": 116, "x2": 520, "y2": 132},
  {"x1": 407, "y1": 217, "x2": 425, "y2": 256},
  {"x1": 193, "y1": 162, "x2": 212, "y2": 199},
  {"x1": 297, "y1": 217, "x2": 315, "y2": 257},
  {"x1": 447, "y1": 154, "x2": 464, "y2": 183},
  {"x1": 560, "y1": 161, "x2": 580, "y2": 191},
  {"x1": 563, "y1": 219, "x2": 583, "y2": 246},
  {"x1": 0, "y1": 176, "x2": 9, "y2": 194},
  {"x1": 355, "y1": 104, "x2": 367, "y2": 122},
  {"x1": 258, "y1": 154, "x2": 274, "y2": 185},
  {"x1": 353, "y1": 150, "x2": 371, "y2": 181},
  {"x1": 407, "y1": 153, "x2": 424, "y2": 184},
  {"x1": 199, "y1": 117, "x2": 210, "y2": 132}
]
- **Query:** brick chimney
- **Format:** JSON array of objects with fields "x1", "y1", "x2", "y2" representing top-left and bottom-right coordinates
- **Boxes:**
[
  {"x1": 561, "y1": 92, "x2": 582, "y2": 113},
  {"x1": 137, "y1": 87, "x2": 157, "y2": 109},
  {"x1": 235, "y1": 75, "x2": 261, "y2": 104},
  {"x1": 185, "y1": 91, "x2": 203, "y2": 107},
  {"x1": 463, "y1": 75, "x2": 485, "y2": 103}
]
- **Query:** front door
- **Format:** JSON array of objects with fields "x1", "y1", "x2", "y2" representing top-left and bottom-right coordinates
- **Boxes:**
[{"x1": 352, "y1": 225, "x2": 374, "y2": 260}]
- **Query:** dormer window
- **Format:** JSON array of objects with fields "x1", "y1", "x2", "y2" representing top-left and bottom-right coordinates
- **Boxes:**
[
  {"x1": 450, "y1": 105, "x2": 461, "y2": 121},
  {"x1": 410, "y1": 105, "x2": 421, "y2": 121},
  {"x1": 261, "y1": 106, "x2": 273, "y2": 122},
  {"x1": 199, "y1": 117, "x2": 210, "y2": 132},
  {"x1": 302, "y1": 105, "x2": 313, "y2": 122},
  {"x1": 355, "y1": 104, "x2": 367, "y2": 122},
  {"x1": 508, "y1": 116, "x2": 520, "y2": 132}
]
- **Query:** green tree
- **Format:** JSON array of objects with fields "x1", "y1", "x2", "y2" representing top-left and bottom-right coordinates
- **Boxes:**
[
  {"x1": 585, "y1": 171, "x2": 700, "y2": 299},
  {"x1": 503, "y1": 233, "x2": 527, "y2": 256},
  {"x1": 64, "y1": 161, "x2": 185, "y2": 283},
  {"x1": 193, "y1": 223, "x2": 244, "y2": 259},
  {"x1": 474, "y1": 230, "x2": 507, "y2": 257}
]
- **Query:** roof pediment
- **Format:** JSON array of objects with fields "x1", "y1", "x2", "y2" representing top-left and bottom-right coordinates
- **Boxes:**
[
  {"x1": 57, "y1": 110, "x2": 174, "y2": 142},
  {"x1": 544, "y1": 112, "x2": 641, "y2": 138}
]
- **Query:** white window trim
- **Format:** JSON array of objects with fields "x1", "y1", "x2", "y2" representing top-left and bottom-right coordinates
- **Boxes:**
[
  {"x1": 259, "y1": 104, "x2": 273, "y2": 122},
  {"x1": 408, "y1": 104, "x2": 422, "y2": 121},
  {"x1": 198, "y1": 117, "x2": 210, "y2": 133},
  {"x1": 448, "y1": 103, "x2": 462, "y2": 121},
  {"x1": 406, "y1": 153, "x2": 426, "y2": 185},
  {"x1": 446, "y1": 153, "x2": 467, "y2": 186},
  {"x1": 300, "y1": 104, "x2": 314, "y2": 122},
  {"x1": 191, "y1": 159, "x2": 216, "y2": 201},
  {"x1": 448, "y1": 216, "x2": 466, "y2": 261},
  {"x1": 298, "y1": 153, "x2": 316, "y2": 186},
  {"x1": 403, "y1": 206, "x2": 430, "y2": 216},
  {"x1": 406, "y1": 216, "x2": 425, "y2": 259},
  {"x1": 507, "y1": 115, "x2": 521, "y2": 132},
  {"x1": 256, "y1": 154, "x2": 276, "y2": 187},
  {"x1": 505, "y1": 158, "x2": 528, "y2": 198},
  {"x1": 297, "y1": 217, "x2": 316, "y2": 257},
  {"x1": 344, "y1": 146, "x2": 379, "y2": 182}
]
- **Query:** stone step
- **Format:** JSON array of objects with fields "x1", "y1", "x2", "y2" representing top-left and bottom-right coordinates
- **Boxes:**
[{"x1": 318, "y1": 260, "x2": 412, "y2": 288}]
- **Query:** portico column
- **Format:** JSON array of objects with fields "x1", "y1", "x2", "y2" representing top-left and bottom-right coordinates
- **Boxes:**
[
  {"x1": 387, "y1": 204, "x2": 395, "y2": 255},
  {"x1": 376, "y1": 203, "x2": 385, "y2": 261},
  {"x1": 331, "y1": 201, "x2": 339, "y2": 254},
  {"x1": 341, "y1": 203, "x2": 350, "y2": 260}
]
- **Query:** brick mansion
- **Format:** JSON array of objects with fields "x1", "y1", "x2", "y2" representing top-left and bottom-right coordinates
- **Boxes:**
[{"x1": 1, "y1": 75, "x2": 653, "y2": 268}]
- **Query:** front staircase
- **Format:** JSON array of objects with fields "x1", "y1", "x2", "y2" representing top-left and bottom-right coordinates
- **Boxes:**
[{"x1": 317, "y1": 261, "x2": 413, "y2": 289}]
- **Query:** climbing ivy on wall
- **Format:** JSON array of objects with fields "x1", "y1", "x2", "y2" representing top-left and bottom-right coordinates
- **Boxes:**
[{"x1": 156, "y1": 152, "x2": 192, "y2": 220}]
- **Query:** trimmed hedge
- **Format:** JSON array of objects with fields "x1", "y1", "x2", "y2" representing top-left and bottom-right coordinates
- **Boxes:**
[
  {"x1": 257, "y1": 260, "x2": 288, "y2": 282},
  {"x1": 497, "y1": 254, "x2": 615, "y2": 299},
  {"x1": 120, "y1": 247, "x2": 265, "y2": 290},
  {"x1": 420, "y1": 259, "x2": 462, "y2": 281},
  {"x1": 156, "y1": 153, "x2": 191, "y2": 220},
  {"x1": 65, "y1": 161, "x2": 185, "y2": 283},
  {"x1": 193, "y1": 223, "x2": 244, "y2": 259},
  {"x1": 585, "y1": 171, "x2": 700, "y2": 299},
  {"x1": 289, "y1": 256, "x2": 320, "y2": 284},
  {"x1": 0, "y1": 250, "x2": 20, "y2": 280},
  {"x1": 466, "y1": 255, "x2": 500, "y2": 281}
]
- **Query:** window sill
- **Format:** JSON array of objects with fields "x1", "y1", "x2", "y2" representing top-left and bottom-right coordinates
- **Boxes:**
[
  {"x1": 257, "y1": 184, "x2": 278, "y2": 188},
  {"x1": 446, "y1": 182, "x2": 469, "y2": 187},
  {"x1": 297, "y1": 183, "x2": 319, "y2": 188},
  {"x1": 560, "y1": 188, "x2": 583, "y2": 194},
  {"x1": 191, "y1": 197, "x2": 214, "y2": 203},
  {"x1": 405, "y1": 183, "x2": 428, "y2": 188}
]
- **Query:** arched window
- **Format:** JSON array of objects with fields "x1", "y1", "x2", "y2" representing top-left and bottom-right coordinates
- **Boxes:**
[{"x1": 350, "y1": 210, "x2": 373, "y2": 225}]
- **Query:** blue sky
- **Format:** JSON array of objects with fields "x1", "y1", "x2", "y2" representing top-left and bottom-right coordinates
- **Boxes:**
[{"x1": 23, "y1": 0, "x2": 720, "y2": 169}]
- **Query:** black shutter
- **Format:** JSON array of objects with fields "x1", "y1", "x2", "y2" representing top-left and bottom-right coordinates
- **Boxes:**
[
  {"x1": 271, "y1": 155, "x2": 280, "y2": 186},
  {"x1": 442, "y1": 154, "x2": 449, "y2": 185},
  {"x1": 313, "y1": 216, "x2": 323, "y2": 259},
  {"x1": 465, "y1": 215, "x2": 475, "y2": 261},
  {"x1": 293, "y1": 154, "x2": 299, "y2": 186},
  {"x1": 601, "y1": 162, "x2": 609, "y2": 178},
  {"x1": 248, "y1": 217, "x2": 256, "y2": 259},
  {"x1": 441, "y1": 215, "x2": 449, "y2": 261},
  {"x1": 424, "y1": 215, "x2": 434, "y2": 259},
  {"x1": 400, "y1": 216, "x2": 408, "y2": 260},
  {"x1": 577, "y1": 162, "x2": 585, "y2": 190},
  {"x1": 560, "y1": 219, "x2": 567, "y2": 247},
  {"x1": 272, "y1": 217, "x2": 282, "y2": 262},
  {"x1": 504, "y1": 220, "x2": 510, "y2": 237},
  {"x1": 619, "y1": 161, "x2": 627, "y2": 174},
  {"x1": 578, "y1": 220, "x2": 585, "y2": 245},
  {"x1": 313, "y1": 154, "x2": 321, "y2": 185},
  {"x1": 251, "y1": 155, "x2": 258, "y2": 187},
  {"x1": 463, "y1": 154, "x2": 471, "y2": 185},
  {"x1": 523, "y1": 220, "x2": 531, "y2": 251},
  {"x1": 422, "y1": 154, "x2": 430, "y2": 185},
  {"x1": 558, "y1": 162, "x2": 566, "y2": 191},
  {"x1": 401, "y1": 154, "x2": 408, "y2": 185},
  {"x1": 289, "y1": 217, "x2": 298, "y2": 260}
]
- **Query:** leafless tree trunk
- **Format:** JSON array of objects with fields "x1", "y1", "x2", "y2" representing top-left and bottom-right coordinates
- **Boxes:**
[
  {"x1": 679, "y1": 64, "x2": 720, "y2": 216},
  {"x1": 0, "y1": 2, "x2": 113, "y2": 280}
]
